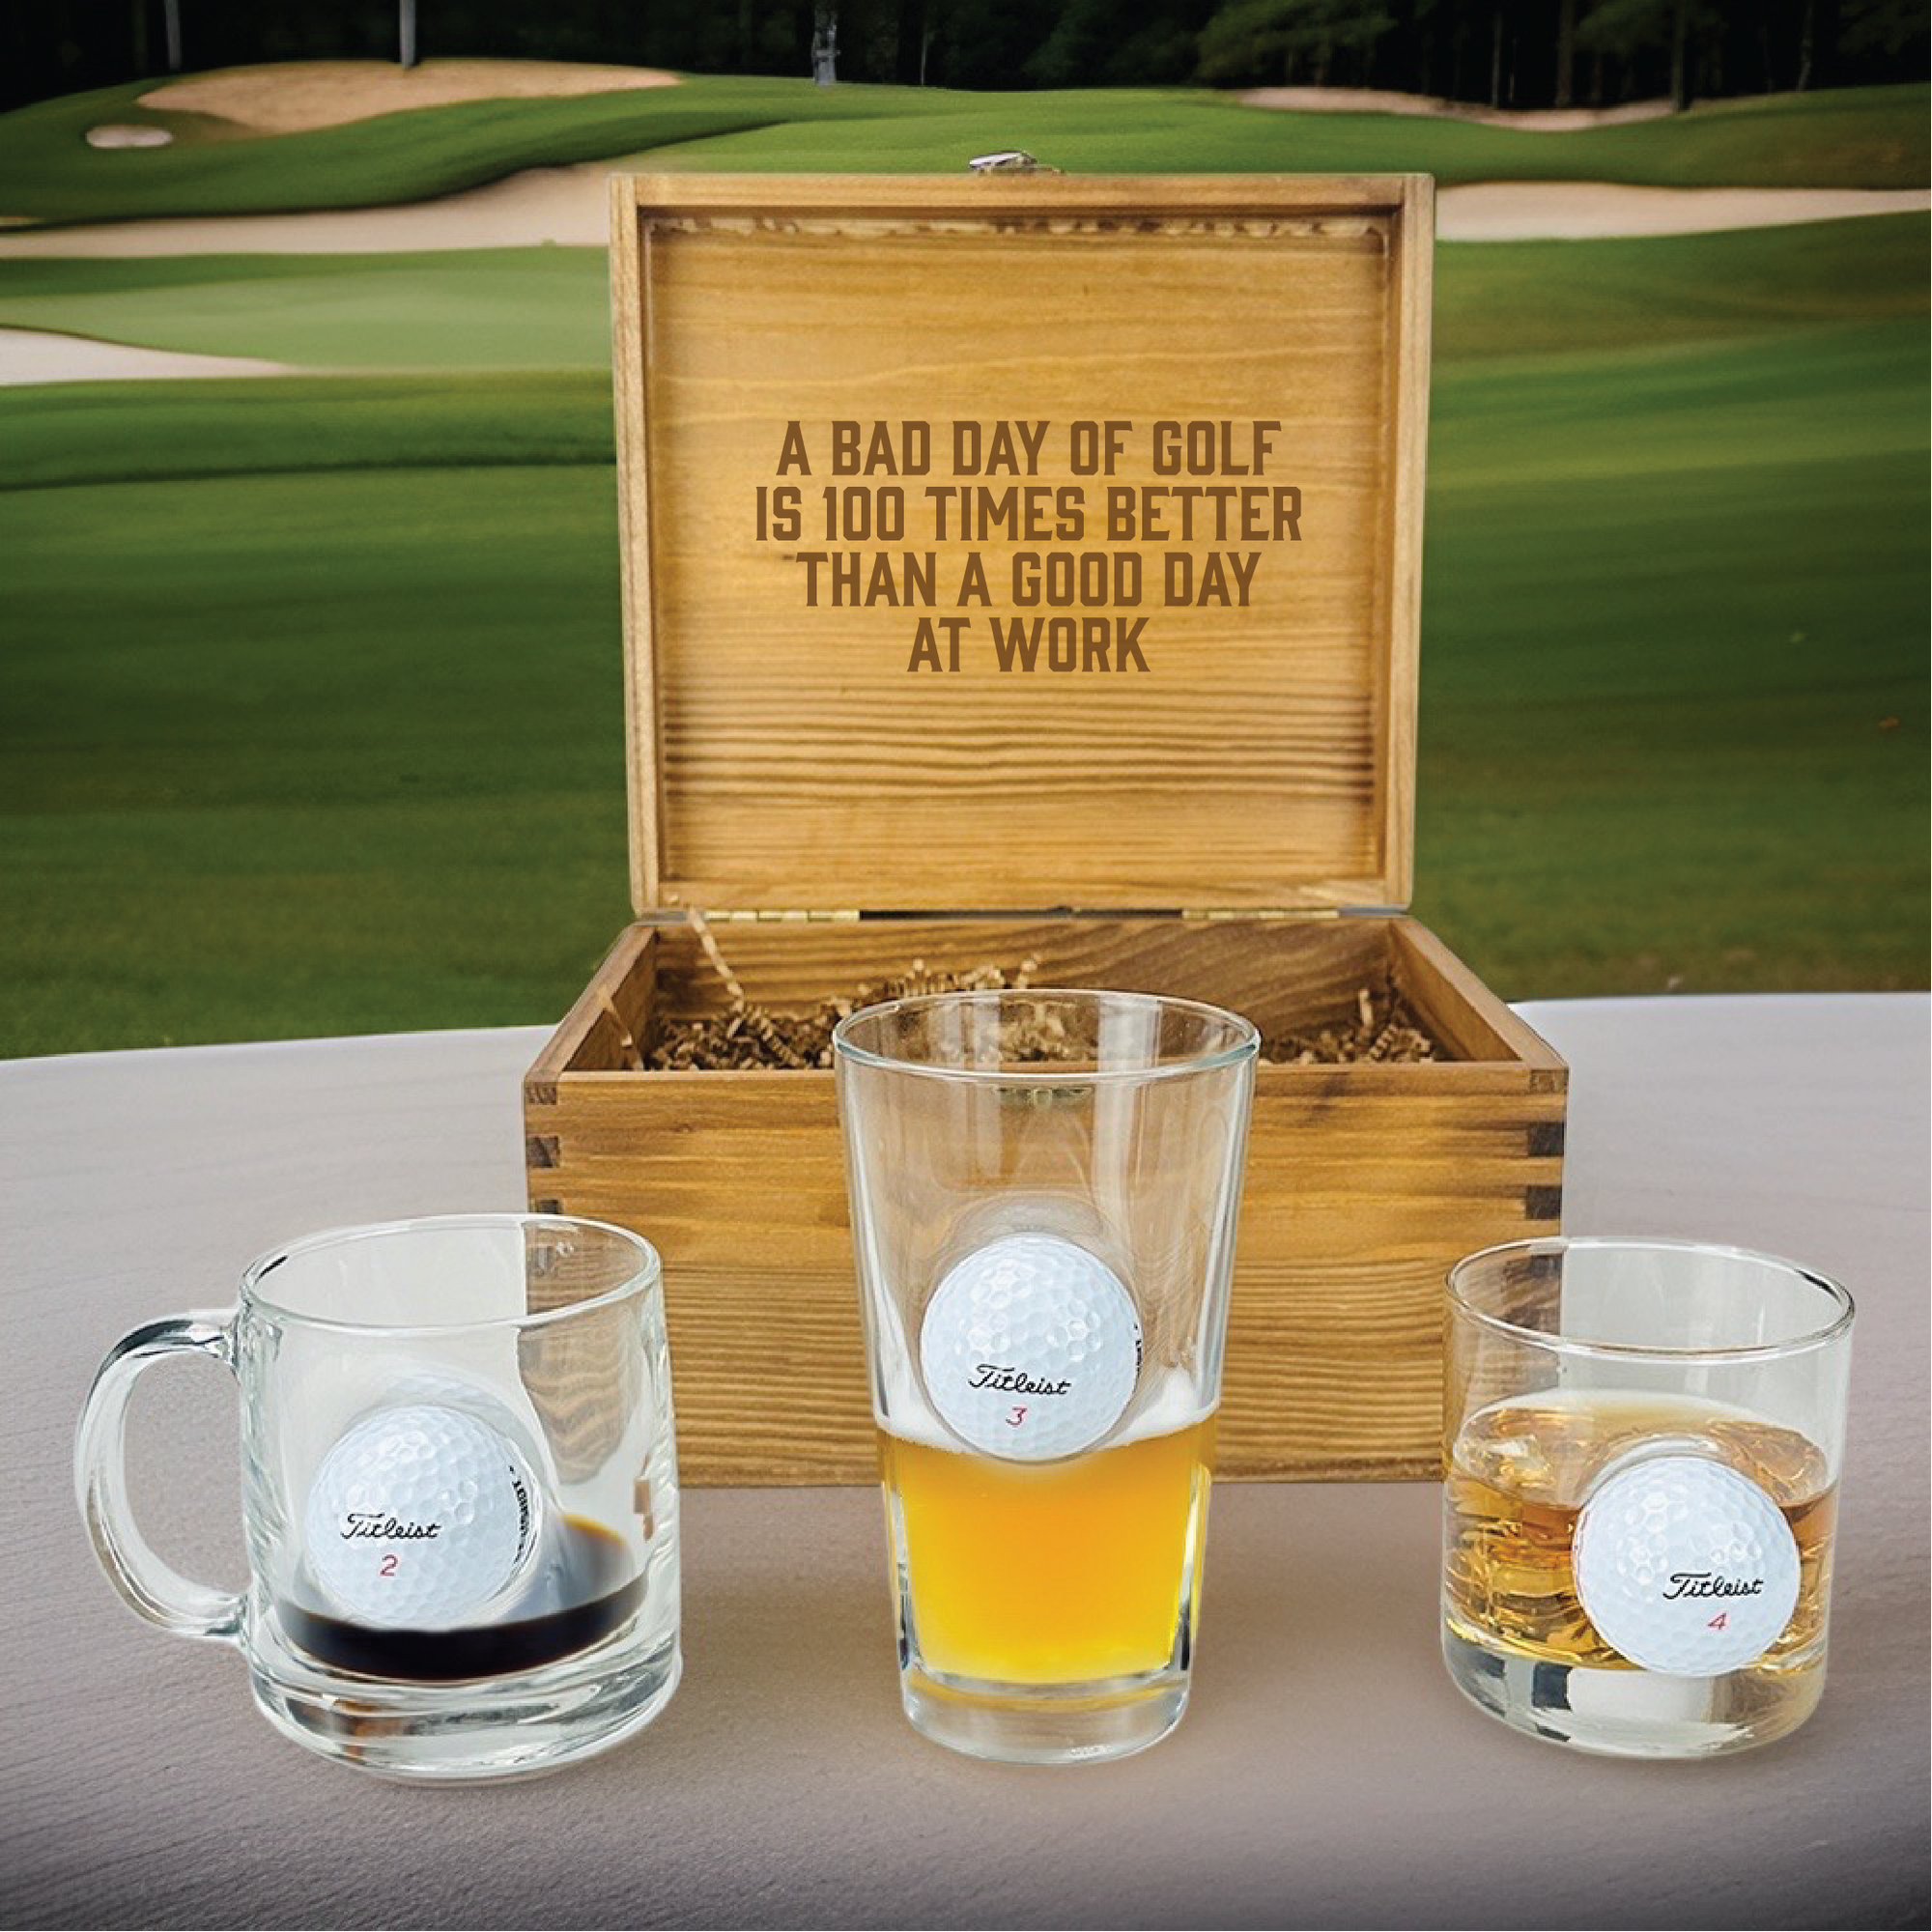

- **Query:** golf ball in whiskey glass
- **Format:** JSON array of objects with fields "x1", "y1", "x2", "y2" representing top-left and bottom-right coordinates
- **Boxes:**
[{"x1": 1442, "y1": 1237, "x2": 1853, "y2": 1757}]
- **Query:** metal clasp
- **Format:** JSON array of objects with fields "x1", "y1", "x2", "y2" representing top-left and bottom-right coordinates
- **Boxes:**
[{"x1": 968, "y1": 150, "x2": 1058, "y2": 175}]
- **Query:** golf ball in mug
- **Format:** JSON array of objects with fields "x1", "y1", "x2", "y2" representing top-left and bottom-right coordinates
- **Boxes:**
[{"x1": 303, "y1": 1403, "x2": 541, "y2": 1628}]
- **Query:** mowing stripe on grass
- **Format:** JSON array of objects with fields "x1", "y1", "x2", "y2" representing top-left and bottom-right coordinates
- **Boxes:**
[
  {"x1": 0, "y1": 248, "x2": 611, "y2": 371},
  {"x1": 4, "y1": 215, "x2": 1921, "y2": 384},
  {"x1": 0, "y1": 371, "x2": 613, "y2": 489}
]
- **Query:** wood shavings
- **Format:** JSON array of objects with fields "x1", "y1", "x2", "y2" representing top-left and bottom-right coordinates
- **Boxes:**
[
  {"x1": 645, "y1": 916, "x2": 1440, "y2": 1069},
  {"x1": 1258, "y1": 981, "x2": 1438, "y2": 1065},
  {"x1": 645, "y1": 915, "x2": 1041, "y2": 1071}
]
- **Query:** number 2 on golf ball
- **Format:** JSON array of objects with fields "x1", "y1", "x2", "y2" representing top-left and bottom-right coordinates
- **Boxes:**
[{"x1": 303, "y1": 1404, "x2": 539, "y2": 1628}]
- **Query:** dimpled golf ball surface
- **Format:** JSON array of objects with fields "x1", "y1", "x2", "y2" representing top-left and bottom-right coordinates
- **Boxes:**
[
  {"x1": 919, "y1": 1234, "x2": 1142, "y2": 1461},
  {"x1": 1573, "y1": 1454, "x2": 1801, "y2": 1676},
  {"x1": 304, "y1": 1405, "x2": 537, "y2": 1628}
]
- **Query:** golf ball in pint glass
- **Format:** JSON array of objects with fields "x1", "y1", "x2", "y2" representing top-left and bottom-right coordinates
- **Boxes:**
[{"x1": 835, "y1": 990, "x2": 1257, "y2": 1766}]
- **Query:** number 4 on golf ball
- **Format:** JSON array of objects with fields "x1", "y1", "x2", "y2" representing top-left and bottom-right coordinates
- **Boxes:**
[{"x1": 1574, "y1": 1454, "x2": 1801, "y2": 1675}]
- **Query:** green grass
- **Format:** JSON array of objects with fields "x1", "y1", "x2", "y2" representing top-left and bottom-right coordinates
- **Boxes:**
[
  {"x1": 0, "y1": 214, "x2": 1925, "y2": 1051},
  {"x1": 0, "y1": 368, "x2": 613, "y2": 487},
  {"x1": 1414, "y1": 323, "x2": 1926, "y2": 994},
  {"x1": 1, "y1": 453, "x2": 634, "y2": 1051},
  {"x1": 1, "y1": 208, "x2": 1923, "y2": 378},
  {"x1": 1434, "y1": 212, "x2": 1932, "y2": 359},
  {"x1": 0, "y1": 76, "x2": 1924, "y2": 229},
  {"x1": 0, "y1": 123, "x2": 1924, "y2": 1051},
  {"x1": 0, "y1": 76, "x2": 897, "y2": 227},
  {"x1": 649, "y1": 78, "x2": 1932, "y2": 186},
  {"x1": 0, "y1": 248, "x2": 611, "y2": 371}
]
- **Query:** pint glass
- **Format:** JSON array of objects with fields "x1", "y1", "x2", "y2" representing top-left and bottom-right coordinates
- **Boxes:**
[{"x1": 835, "y1": 989, "x2": 1258, "y2": 1764}]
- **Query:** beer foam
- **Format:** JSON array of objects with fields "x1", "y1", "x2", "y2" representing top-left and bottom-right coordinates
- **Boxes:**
[{"x1": 879, "y1": 1359, "x2": 1209, "y2": 1458}]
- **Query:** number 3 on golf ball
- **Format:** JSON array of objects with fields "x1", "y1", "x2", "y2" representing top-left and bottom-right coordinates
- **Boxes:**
[{"x1": 919, "y1": 1234, "x2": 1142, "y2": 1461}]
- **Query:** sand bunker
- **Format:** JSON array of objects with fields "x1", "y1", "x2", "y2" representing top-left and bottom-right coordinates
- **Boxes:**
[
  {"x1": 85, "y1": 125, "x2": 175, "y2": 149},
  {"x1": 1237, "y1": 86, "x2": 1677, "y2": 131},
  {"x1": 3, "y1": 64, "x2": 1924, "y2": 384},
  {"x1": 0, "y1": 328, "x2": 295, "y2": 384},
  {"x1": 2, "y1": 167, "x2": 1922, "y2": 265},
  {"x1": 1441, "y1": 182, "x2": 1931, "y2": 239},
  {"x1": 7, "y1": 65, "x2": 1918, "y2": 261},
  {"x1": 0, "y1": 164, "x2": 619, "y2": 257},
  {"x1": 138, "y1": 57, "x2": 679, "y2": 135},
  {"x1": 5, "y1": 170, "x2": 1921, "y2": 386}
]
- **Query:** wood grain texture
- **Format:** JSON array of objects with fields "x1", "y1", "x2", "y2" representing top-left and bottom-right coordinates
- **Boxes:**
[
  {"x1": 1390, "y1": 919, "x2": 1566, "y2": 1080},
  {"x1": 525, "y1": 916, "x2": 1565, "y2": 1483},
  {"x1": 1380, "y1": 174, "x2": 1434, "y2": 910},
  {"x1": 610, "y1": 175, "x2": 1432, "y2": 916},
  {"x1": 558, "y1": 177, "x2": 1551, "y2": 1483},
  {"x1": 609, "y1": 175, "x2": 663, "y2": 922},
  {"x1": 526, "y1": 922, "x2": 656, "y2": 1103}
]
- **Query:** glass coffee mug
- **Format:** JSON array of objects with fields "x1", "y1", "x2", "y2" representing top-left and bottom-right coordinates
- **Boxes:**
[
  {"x1": 75, "y1": 1214, "x2": 681, "y2": 1779},
  {"x1": 1443, "y1": 1236, "x2": 1854, "y2": 1757},
  {"x1": 836, "y1": 989, "x2": 1258, "y2": 1765}
]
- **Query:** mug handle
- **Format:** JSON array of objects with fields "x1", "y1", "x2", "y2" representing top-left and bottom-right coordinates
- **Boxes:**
[{"x1": 74, "y1": 1313, "x2": 245, "y2": 1643}]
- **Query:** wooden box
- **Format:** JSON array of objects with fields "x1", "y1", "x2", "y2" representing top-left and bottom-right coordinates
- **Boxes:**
[{"x1": 525, "y1": 172, "x2": 1566, "y2": 1485}]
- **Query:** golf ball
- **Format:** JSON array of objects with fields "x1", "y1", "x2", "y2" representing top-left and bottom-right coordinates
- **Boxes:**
[
  {"x1": 303, "y1": 1404, "x2": 541, "y2": 1629},
  {"x1": 919, "y1": 1233, "x2": 1142, "y2": 1462},
  {"x1": 1573, "y1": 1453, "x2": 1801, "y2": 1675}
]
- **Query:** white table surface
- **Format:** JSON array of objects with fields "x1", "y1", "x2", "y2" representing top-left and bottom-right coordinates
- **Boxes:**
[{"x1": 2, "y1": 996, "x2": 1926, "y2": 1929}]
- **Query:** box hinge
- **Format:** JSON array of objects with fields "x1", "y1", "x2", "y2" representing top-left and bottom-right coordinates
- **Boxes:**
[
  {"x1": 1180, "y1": 907, "x2": 1341, "y2": 923},
  {"x1": 699, "y1": 908, "x2": 863, "y2": 923}
]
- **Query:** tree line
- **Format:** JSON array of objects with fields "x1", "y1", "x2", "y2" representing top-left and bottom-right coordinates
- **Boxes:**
[{"x1": 6, "y1": 0, "x2": 1926, "y2": 113}]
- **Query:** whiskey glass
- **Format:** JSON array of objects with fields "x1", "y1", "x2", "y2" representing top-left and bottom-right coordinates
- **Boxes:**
[
  {"x1": 1443, "y1": 1236, "x2": 1854, "y2": 1756},
  {"x1": 835, "y1": 989, "x2": 1258, "y2": 1765}
]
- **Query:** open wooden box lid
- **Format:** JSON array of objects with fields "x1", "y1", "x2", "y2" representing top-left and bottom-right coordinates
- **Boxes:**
[{"x1": 611, "y1": 172, "x2": 1432, "y2": 917}]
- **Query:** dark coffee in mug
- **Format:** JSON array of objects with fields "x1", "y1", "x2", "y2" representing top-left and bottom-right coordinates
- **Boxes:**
[{"x1": 280, "y1": 1516, "x2": 641, "y2": 1683}]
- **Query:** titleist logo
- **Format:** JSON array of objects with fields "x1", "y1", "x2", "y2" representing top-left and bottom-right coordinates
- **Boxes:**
[
  {"x1": 341, "y1": 1513, "x2": 441, "y2": 1541},
  {"x1": 1661, "y1": 1572, "x2": 1764, "y2": 1601},
  {"x1": 968, "y1": 1364, "x2": 1072, "y2": 1397}
]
